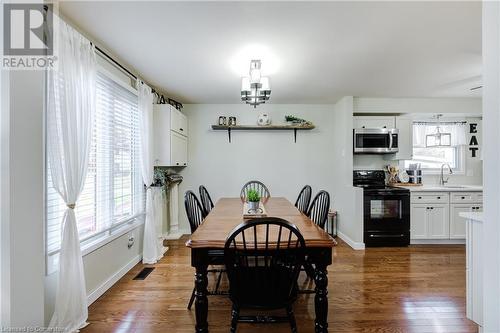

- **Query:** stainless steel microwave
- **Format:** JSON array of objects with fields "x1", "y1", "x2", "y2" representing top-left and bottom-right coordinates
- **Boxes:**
[{"x1": 353, "y1": 128, "x2": 399, "y2": 154}]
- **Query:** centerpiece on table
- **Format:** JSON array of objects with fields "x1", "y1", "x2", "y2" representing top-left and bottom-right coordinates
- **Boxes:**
[{"x1": 243, "y1": 189, "x2": 268, "y2": 218}]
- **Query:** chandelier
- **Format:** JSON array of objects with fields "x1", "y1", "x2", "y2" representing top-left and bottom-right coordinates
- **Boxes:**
[
  {"x1": 426, "y1": 114, "x2": 451, "y2": 147},
  {"x1": 241, "y1": 60, "x2": 271, "y2": 108}
]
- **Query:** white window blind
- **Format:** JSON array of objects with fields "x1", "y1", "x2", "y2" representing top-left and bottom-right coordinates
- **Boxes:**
[{"x1": 46, "y1": 71, "x2": 144, "y2": 255}]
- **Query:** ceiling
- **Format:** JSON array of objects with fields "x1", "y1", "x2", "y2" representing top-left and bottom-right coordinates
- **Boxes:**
[{"x1": 60, "y1": 1, "x2": 482, "y2": 104}]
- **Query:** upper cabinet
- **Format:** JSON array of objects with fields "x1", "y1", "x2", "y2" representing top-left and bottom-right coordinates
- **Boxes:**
[
  {"x1": 353, "y1": 116, "x2": 396, "y2": 129},
  {"x1": 153, "y1": 105, "x2": 188, "y2": 167},
  {"x1": 387, "y1": 116, "x2": 413, "y2": 161}
]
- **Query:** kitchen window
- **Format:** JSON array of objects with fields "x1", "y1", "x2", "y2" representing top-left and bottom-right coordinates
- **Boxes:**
[
  {"x1": 46, "y1": 69, "x2": 144, "y2": 261},
  {"x1": 404, "y1": 122, "x2": 467, "y2": 173}
]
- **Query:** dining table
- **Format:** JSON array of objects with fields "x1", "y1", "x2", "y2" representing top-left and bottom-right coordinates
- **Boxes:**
[{"x1": 186, "y1": 197, "x2": 336, "y2": 333}]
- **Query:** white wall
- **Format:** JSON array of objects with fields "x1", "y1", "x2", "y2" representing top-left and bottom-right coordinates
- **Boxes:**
[
  {"x1": 179, "y1": 99, "x2": 364, "y2": 247},
  {"x1": 481, "y1": 2, "x2": 500, "y2": 332}
]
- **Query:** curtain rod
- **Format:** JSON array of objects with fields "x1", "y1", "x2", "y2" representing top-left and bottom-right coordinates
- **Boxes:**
[
  {"x1": 43, "y1": 5, "x2": 182, "y2": 108},
  {"x1": 414, "y1": 121, "x2": 467, "y2": 125}
]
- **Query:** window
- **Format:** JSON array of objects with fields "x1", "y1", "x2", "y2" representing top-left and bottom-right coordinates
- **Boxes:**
[
  {"x1": 404, "y1": 122, "x2": 467, "y2": 173},
  {"x1": 46, "y1": 70, "x2": 144, "y2": 256}
]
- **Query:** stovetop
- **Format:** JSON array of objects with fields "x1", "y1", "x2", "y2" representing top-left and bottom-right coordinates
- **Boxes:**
[{"x1": 353, "y1": 170, "x2": 409, "y2": 193}]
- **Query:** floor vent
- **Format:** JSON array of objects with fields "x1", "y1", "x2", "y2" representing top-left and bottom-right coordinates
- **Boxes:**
[{"x1": 133, "y1": 267, "x2": 154, "y2": 280}]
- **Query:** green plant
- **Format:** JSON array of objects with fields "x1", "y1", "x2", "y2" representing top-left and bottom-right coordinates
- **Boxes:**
[{"x1": 246, "y1": 189, "x2": 261, "y2": 202}]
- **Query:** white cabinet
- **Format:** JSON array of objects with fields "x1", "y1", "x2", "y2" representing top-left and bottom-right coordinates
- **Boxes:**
[
  {"x1": 153, "y1": 105, "x2": 188, "y2": 167},
  {"x1": 410, "y1": 204, "x2": 449, "y2": 239},
  {"x1": 353, "y1": 116, "x2": 395, "y2": 129},
  {"x1": 386, "y1": 116, "x2": 413, "y2": 161},
  {"x1": 450, "y1": 204, "x2": 483, "y2": 239},
  {"x1": 410, "y1": 205, "x2": 428, "y2": 239},
  {"x1": 427, "y1": 204, "x2": 450, "y2": 239},
  {"x1": 410, "y1": 191, "x2": 482, "y2": 242}
]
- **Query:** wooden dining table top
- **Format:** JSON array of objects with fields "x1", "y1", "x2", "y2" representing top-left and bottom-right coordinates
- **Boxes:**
[{"x1": 186, "y1": 197, "x2": 336, "y2": 249}]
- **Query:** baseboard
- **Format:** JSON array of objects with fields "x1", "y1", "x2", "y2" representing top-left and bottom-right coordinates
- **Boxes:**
[
  {"x1": 337, "y1": 231, "x2": 365, "y2": 250},
  {"x1": 411, "y1": 239, "x2": 466, "y2": 245},
  {"x1": 87, "y1": 254, "x2": 142, "y2": 305},
  {"x1": 163, "y1": 229, "x2": 189, "y2": 240}
]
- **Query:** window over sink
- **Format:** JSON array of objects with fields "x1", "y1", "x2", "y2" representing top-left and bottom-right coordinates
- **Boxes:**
[{"x1": 403, "y1": 122, "x2": 467, "y2": 173}]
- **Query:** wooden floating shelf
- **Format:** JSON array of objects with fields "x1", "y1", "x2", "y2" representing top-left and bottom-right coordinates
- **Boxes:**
[{"x1": 211, "y1": 124, "x2": 315, "y2": 143}]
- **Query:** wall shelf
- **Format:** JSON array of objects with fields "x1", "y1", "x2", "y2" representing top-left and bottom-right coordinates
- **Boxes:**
[{"x1": 211, "y1": 124, "x2": 315, "y2": 143}]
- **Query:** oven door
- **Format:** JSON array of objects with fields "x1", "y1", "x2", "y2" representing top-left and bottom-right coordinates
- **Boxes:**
[
  {"x1": 363, "y1": 191, "x2": 410, "y2": 246},
  {"x1": 354, "y1": 128, "x2": 399, "y2": 154}
]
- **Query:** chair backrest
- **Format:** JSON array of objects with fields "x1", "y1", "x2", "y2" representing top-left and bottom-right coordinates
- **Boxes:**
[
  {"x1": 184, "y1": 190, "x2": 207, "y2": 234},
  {"x1": 307, "y1": 190, "x2": 330, "y2": 229},
  {"x1": 199, "y1": 185, "x2": 214, "y2": 215},
  {"x1": 294, "y1": 185, "x2": 312, "y2": 214},
  {"x1": 224, "y1": 218, "x2": 305, "y2": 309},
  {"x1": 240, "y1": 180, "x2": 271, "y2": 202}
]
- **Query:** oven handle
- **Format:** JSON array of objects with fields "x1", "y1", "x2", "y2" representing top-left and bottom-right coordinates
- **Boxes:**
[
  {"x1": 389, "y1": 132, "x2": 393, "y2": 149},
  {"x1": 369, "y1": 234, "x2": 405, "y2": 238}
]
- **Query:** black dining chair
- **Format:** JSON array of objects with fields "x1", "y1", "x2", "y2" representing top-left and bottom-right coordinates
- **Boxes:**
[
  {"x1": 307, "y1": 190, "x2": 330, "y2": 229},
  {"x1": 184, "y1": 190, "x2": 224, "y2": 309},
  {"x1": 224, "y1": 217, "x2": 305, "y2": 333},
  {"x1": 294, "y1": 185, "x2": 312, "y2": 214},
  {"x1": 199, "y1": 185, "x2": 214, "y2": 215},
  {"x1": 240, "y1": 180, "x2": 271, "y2": 203}
]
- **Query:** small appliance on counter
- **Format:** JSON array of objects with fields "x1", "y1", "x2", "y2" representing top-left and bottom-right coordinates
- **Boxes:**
[
  {"x1": 354, "y1": 170, "x2": 410, "y2": 247},
  {"x1": 406, "y1": 163, "x2": 423, "y2": 184}
]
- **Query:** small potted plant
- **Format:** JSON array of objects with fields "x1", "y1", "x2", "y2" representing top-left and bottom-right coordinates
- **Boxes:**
[{"x1": 247, "y1": 189, "x2": 261, "y2": 211}]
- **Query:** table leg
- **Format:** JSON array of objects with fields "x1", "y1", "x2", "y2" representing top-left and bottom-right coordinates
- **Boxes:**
[
  {"x1": 314, "y1": 263, "x2": 328, "y2": 333},
  {"x1": 195, "y1": 264, "x2": 209, "y2": 333}
]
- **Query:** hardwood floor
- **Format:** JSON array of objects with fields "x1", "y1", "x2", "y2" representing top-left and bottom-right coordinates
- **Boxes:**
[{"x1": 82, "y1": 237, "x2": 478, "y2": 333}]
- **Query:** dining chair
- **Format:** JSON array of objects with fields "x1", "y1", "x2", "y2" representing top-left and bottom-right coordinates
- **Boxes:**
[
  {"x1": 224, "y1": 217, "x2": 305, "y2": 333},
  {"x1": 294, "y1": 185, "x2": 312, "y2": 214},
  {"x1": 199, "y1": 185, "x2": 214, "y2": 215},
  {"x1": 184, "y1": 190, "x2": 225, "y2": 309},
  {"x1": 240, "y1": 180, "x2": 271, "y2": 203},
  {"x1": 306, "y1": 190, "x2": 330, "y2": 229}
]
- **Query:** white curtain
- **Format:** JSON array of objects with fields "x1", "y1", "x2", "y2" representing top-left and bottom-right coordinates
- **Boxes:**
[
  {"x1": 137, "y1": 81, "x2": 163, "y2": 264},
  {"x1": 47, "y1": 20, "x2": 96, "y2": 332},
  {"x1": 413, "y1": 123, "x2": 468, "y2": 147}
]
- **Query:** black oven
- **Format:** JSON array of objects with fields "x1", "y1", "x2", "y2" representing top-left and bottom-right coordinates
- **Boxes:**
[
  {"x1": 354, "y1": 170, "x2": 410, "y2": 247},
  {"x1": 363, "y1": 190, "x2": 410, "y2": 246}
]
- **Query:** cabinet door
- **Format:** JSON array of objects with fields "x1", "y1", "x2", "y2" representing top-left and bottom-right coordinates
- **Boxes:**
[
  {"x1": 171, "y1": 107, "x2": 188, "y2": 136},
  {"x1": 171, "y1": 131, "x2": 188, "y2": 166},
  {"x1": 450, "y1": 204, "x2": 474, "y2": 239},
  {"x1": 410, "y1": 205, "x2": 428, "y2": 239},
  {"x1": 387, "y1": 117, "x2": 413, "y2": 161},
  {"x1": 428, "y1": 204, "x2": 450, "y2": 239},
  {"x1": 353, "y1": 116, "x2": 395, "y2": 129},
  {"x1": 153, "y1": 105, "x2": 172, "y2": 166}
]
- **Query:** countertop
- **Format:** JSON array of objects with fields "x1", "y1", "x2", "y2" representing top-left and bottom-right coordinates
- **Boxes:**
[
  {"x1": 459, "y1": 212, "x2": 484, "y2": 222},
  {"x1": 393, "y1": 185, "x2": 483, "y2": 192}
]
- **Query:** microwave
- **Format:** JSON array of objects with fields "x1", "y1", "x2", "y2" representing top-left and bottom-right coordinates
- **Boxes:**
[{"x1": 353, "y1": 128, "x2": 399, "y2": 154}]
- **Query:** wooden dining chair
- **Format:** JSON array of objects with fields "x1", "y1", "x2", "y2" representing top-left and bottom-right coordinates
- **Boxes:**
[
  {"x1": 240, "y1": 180, "x2": 271, "y2": 203},
  {"x1": 184, "y1": 190, "x2": 224, "y2": 309},
  {"x1": 307, "y1": 190, "x2": 330, "y2": 229},
  {"x1": 199, "y1": 185, "x2": 214, "y2": 215},
  {"x1": 224, "y1": 217, "x2": 305, "y2": 333},
  {"x1": 294, "y1": 185, "x2": 312, "y2": 214}
]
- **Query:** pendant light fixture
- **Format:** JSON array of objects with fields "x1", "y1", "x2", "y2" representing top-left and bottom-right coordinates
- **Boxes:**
[
  {"x1": 426, "y1": 114, "x2": 451, "y2": 147},
  {"x1": 241, "y1": 60, "x2": 271, "y2": 108}
]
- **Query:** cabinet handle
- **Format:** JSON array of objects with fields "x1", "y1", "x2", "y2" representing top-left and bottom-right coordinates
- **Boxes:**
[
  {"x1": 383, "y1": 126, "x2": 387, "y2": 128},
  {"x1": 180, "y1": 128, "x2": 184, "y2": 131},
  {"x1": 437, "y1": 197, "x2": 441, "y2": 199},
  {"x1": 176, "y1": 162, "x2": 179, "y2": 165},
  {"x1": 418, "y1": 196, "x2": 422, "y2": 199},
  {"x1": 183, "y1": 163, "x2": 187, "y2": 166},
  {"x1": 461, "y1": 196, "x2": 465, "y2": 199}
]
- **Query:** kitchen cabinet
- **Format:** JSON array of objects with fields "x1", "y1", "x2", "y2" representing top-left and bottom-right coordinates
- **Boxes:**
[
  {"x1": 450, "y1": 204, "x2": 483, "y2": 239},
  {"x1": 386, "y1": 116, "x2": 413, "y2": 161},
  {"x1": 353, "y1": 116, "x2": 395, "y2": 129},
  {"x1": 410, "y1": 191, "x2": 482, "y2": 242},
  {"x1": 153, "y1": 104, "x2": 188, "y2": 167},
  {"x1": 410, "y1": 203, "x2": 449, "y2": 239}
]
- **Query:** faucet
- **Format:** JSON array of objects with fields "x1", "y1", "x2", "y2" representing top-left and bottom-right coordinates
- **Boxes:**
[{"x1": 440, "y1": 163, "x2": 453, "y2": 186}]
